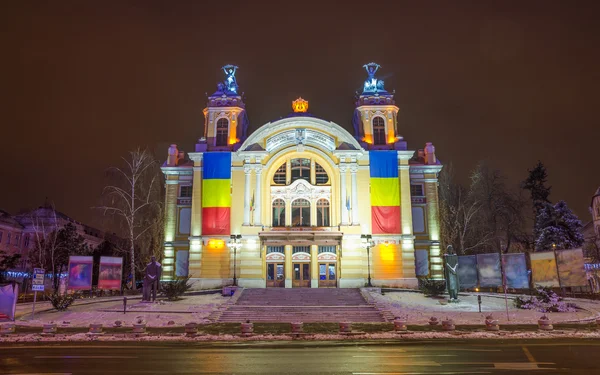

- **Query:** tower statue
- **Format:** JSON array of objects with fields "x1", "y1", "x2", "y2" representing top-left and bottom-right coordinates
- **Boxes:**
[
  {"x1": 222, "y1": 64, "x2": 239, "y2": 94},
  {"x1": 143, "y1": 256, "x2": 162, "y2": 302},
  {"x1": 444, "y1": 245, "x2": 460, "y2": 302}
]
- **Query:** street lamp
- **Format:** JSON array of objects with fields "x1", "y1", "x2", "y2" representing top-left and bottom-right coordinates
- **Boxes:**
[
  {"x1": 229, "y1": 234, "x2": 242, "y2": 286},
  {"x1": 361, "y1": 234, "x2": 374, "y2": 287}
]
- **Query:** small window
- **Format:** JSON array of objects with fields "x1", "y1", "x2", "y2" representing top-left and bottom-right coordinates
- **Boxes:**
[
  {"x1": 272, "y1": 199, "x2": 286, "y2": 227},
  {"x1": 216, "y1": 118, "x2": 229, "y2": 146},
  {"x1": 372, "y1": 116, "x2": 386, "y2": 145},
  {"x1": 24, "y1": 234, "x2": 30, "y2": 248},
  {"x1": 15, "y1": 235, "x2": 20, "y2": 246},
  {"x1": 273, "y1": 163, "x2": 286, "y2": 185},
  {"x1": 318, "y1": 245, "x2": 336, "y2": 254},
  {"x1": 267, "y1": 246, "x2": 284, "y2": 254},
  {"x1": 180, "y1": 185, "x2": 192, "y2": 198},
  {"x1": 292, "y1": 246, "x2": 310, "y2": 254},
  {"x1": 410, "y1": 184, "x2": 424, "y2": 197},
  {"x1": 291, "y1": 158, "x2": 310, "y2": 182},
  {"x1": 315, "y1": 163, "x2": 329, "y2": 185},
  {"x1": 0, "y1": 231, "x2": 3, "y2": 243},
  {"x1": 316, "y1": 199, "x2": 330, "y2": 227},
  {"x1": 7, "y1": 232, "x2": 11, "y2": 244}
]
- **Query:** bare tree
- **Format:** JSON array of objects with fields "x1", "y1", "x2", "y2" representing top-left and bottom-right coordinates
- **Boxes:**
[
  {"x1": 96, "y1": 148, "x2": 162, "y2": 289},
  {"x1": 28, "y1": 207, "x2": 60, "y2": 286},
  {"x1": 438, "y1": 163, "x2": 492, "y2": 255}
]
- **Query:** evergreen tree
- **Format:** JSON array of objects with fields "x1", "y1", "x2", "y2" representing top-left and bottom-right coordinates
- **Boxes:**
[
  {"x1": 522, "y1": 161, "x2": 552, "y2": 239},
  {"x1": 535, "y1": 201, "x2": 584, "y2": 251}
]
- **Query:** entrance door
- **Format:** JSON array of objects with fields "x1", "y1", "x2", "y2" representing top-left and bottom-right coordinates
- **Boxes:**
[
  {"x1": 319, "y1": 263, "x2": 337, "y2": 287},
  {"x1": 266, "y1": 263, "x2": 285, "y2": 287},
  {"x1": 292, "y1": 263, "x2": 311, "y2": 288}
]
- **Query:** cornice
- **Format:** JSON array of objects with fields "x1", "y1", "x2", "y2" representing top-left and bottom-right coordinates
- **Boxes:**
[{"x1": 409, "y1": 165, "x2": 443, "y2": 174}]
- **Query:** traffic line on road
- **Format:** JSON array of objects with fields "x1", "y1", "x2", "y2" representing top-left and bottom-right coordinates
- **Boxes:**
[
  {"x1": 34, "y1": 356, "x2": 137, "y2": 359},
  {"x1": 353, "y1": 355, "x2": 457, "y2": 358},
  {"x1": 353, "y1": 372, "x2": 491, "y2": 375}
]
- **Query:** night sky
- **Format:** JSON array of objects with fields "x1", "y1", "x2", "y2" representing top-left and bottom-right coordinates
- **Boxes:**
[{"x1": 1, "y1": 1, "x2": 599, "y2": 230}]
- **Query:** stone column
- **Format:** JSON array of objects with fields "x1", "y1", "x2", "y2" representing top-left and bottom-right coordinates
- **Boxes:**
[
  {"x1": 340, "y1": 164, "x2": 349, "y2": 225},
  {"x1": 284, "y1": 245, "x2": 292, "y2": 288},
  {"x1": 310, "y1": 245, "x2": 318, "y2": 288},
  {"x1": 350, "y1": 163, "x2": 359, "y2": 225},
  {"x1": 253, "y1": 164, "x2": 263, "y2": 226},
  {"x1": 243, "y1": 164, "x2": 252, "y2": 226},
  {"x1": 399, "y1": 162, "x2": 416, "y2": 280}
]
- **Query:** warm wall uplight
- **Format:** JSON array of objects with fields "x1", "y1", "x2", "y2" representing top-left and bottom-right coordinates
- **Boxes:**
[
  {"x1": 207, "y1": 239, "x2": 225, "y2": 249},
  {"x1": 228, "y1": 138, "x2": 240, "y2": 145},
  {"x1": 380, "y1": 245, "x2": 395, "y2": 262},
  {"x1": 292, "y1": 97, "x2": 309, "y2": 112},
  {"x1": 363, "y1": 135, "x2": 373, "y2": 144}
]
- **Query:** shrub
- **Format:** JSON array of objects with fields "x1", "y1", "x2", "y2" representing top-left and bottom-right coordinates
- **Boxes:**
[
  {"x1": 514, "y1": 286, "x2": 576, "y2": 312},
  {"x1": 161, "y1": 276, "x2": 193, "y2": 301},
  {"x1": 47, "y1": 292, "x2": 78, "y2": 311},
  {"x1": 418, "y1": 278, "x2": 446, "y2": 297}
]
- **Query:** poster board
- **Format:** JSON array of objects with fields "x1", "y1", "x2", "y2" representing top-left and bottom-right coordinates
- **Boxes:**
[
  {"x1": 67, "y1": 256, "x2": 93, "y2": 290},
  {"x1": 476, "y1": 253, "x2": 502, "y2": 287},
  {"x1": 503, "y1": 253, "x2": 529, "y2": 289},
  {"x1": 530, "y1": 251, "x2": 560, "y2": 288},
  {"x1": 556, "y1": 248, "x2": 587, "y2": 287},
  {"x1": 98, "y1": 256, "x2": 123, "y2": 290},
  {"x1": 457, "y1": 255, "x2": 478, "y2": 289},
  {"x1": 0, "y1": 283, "x2": 19, "y2": 321}
]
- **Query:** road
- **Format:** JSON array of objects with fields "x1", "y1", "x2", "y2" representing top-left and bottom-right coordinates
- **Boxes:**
[{"x1": 1, "y1": 339, "x2": 599, "y2": 374}]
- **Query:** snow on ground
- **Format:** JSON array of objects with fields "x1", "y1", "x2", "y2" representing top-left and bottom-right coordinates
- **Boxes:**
[
  {"x1": 13, "y1": 293, "x2": 229, "y2": 327},
  {"x1": 2, "y1": 330, "x2": 600, "y2": 343},
  {"x1": 371, "y1": 290, "x2": 598, "y2": 324}
]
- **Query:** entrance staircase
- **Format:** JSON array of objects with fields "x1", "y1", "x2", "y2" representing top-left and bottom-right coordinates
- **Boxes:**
[{"x1": 216, "y1": 288, "x2": 386, "y2": 323}]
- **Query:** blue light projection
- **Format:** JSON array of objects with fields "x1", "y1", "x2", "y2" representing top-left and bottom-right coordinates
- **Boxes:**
[{"x1": 362, "y1": 62, "x2": 387, "y2": 94}]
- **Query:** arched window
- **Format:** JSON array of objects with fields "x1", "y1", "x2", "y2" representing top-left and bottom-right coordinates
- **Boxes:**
[
  {"x1": 315, "y1": 162, "x2": 329, "y2": 185},
  {"x1": 316, "y1": 199, "x2": 330, "y2": 227},
  {"x1": 291, "y1": 198, "x2": 310, "y2": 227},
  {"x1": 215, "y1": 118, "x2": 229, "y2": 146},
  {"x1": 372, "y1": 116, "x2": 386, "y2": 145},
  {"x1": 291, "y1": 158, "x2": 310, "y2": 182},
  {"x1": 273, "y1": 163, "x2": 286, "y2": 185},
  {"x1": 272, "y1": 199, "x2": 286, "y2": 227}
]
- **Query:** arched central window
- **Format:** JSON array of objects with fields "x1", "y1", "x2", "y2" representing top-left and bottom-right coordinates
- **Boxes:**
[
  {"x1": 315, "y1": 162, "x2": 329, "y2": 185},
  {"x1": 216, "y1": 118, "x2": 229, "y2": 146},
  {"x1": 272, "y1": 199, "x2": 286, "y2": 227},
  {"x1": 372, "y1": 116, "x2": 386, "y2": 145},
  {"x1": 316, "y1": 199, "x2": 330, "y2": 227},
  {"x1": 291, "y1": 158, "x2": 310, "y2": 182},
  {"x1": 292, "y1": 198, "x2": 310, "y2": 227},
  {"x1": 273, "y1": 163, "x2": 286, "y2": 185}
]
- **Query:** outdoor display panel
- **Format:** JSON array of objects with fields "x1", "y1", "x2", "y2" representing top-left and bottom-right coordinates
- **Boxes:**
[
  {"x1": 176, "y1": 250, "x2": 189, "y2": 277},
  {"x1": 476, "y1": 253, "x2": 502, "y2": 287},
  {"x1": 67, "y1": 256, "x2": 93, "y2": 290},
  {"x1": 502, "y1": 253, "x2": 529, "y2": 289},
  {"x1": 457, "y1": 255, "x2": 478, "y2": 289},
  {"x1": 369, "y1": 151, "x2": 401, "y2": 234},
  {"x1": 556, "y1": 248, "x2": 587, "y2": 287},
  {"x1": 98, "y1": 256, "x2": 123, "y2": 290},
  {"x1": 0, "y1": 283, "x2": 18, "y2": 321},
  {"x1": 202, "y1": 152, "x2": 232, "y2": 235},
  {"x1": 530, "y1": 251, "x2": 560, "y2": 288},
  {"x1": 415, "y1": 249, "x2": 429, "y2": 277}
]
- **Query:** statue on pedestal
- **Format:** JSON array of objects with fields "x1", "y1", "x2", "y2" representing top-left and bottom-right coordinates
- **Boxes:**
[
  {"x1": 444, "y1": 245, "x2": 460, "y2": 302},
  {"x1": 143, "y1": 256, "x2": 162, "y2": 302}
]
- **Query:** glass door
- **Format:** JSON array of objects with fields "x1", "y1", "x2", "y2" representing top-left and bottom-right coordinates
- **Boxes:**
[
  {"x1": 292, "y1": 263, "x2": 311, "y2": 287},
  {"x1": 266, "y1": 263, "x2": 285, "y2": 287},
  {"x1": 318, "y1": 262, "x2": 337, "y2": 287}
]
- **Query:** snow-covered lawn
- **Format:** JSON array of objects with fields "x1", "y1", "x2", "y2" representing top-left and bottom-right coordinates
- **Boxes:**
[
  {"x1": 372, "y1": 290, "x2": 598, "y2": 324},
  {"x1": 13, "y1": 293, "x2": 228, "y2": 327}
]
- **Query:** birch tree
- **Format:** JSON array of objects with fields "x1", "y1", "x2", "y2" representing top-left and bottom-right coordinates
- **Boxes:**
[{"x1": 96, "y1": 148, "x2": 161, "y2": 289}]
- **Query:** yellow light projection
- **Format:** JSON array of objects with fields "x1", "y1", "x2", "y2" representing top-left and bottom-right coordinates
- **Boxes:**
[
  {"x1": 292, "y1": 97, "x2": 309, "y2": 112},
  {"x1": 207, "y1": 239, "x2": 225, "y2": 249}
]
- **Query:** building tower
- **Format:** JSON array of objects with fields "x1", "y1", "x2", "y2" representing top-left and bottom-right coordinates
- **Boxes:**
[{"x1": 197, "y1": 65, "x2": 250, "y2": 152}]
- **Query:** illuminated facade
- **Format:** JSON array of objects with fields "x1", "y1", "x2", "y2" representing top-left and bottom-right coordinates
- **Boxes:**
[{"x1": 161, "y1": 64, "x2": 443, "y2": 289}]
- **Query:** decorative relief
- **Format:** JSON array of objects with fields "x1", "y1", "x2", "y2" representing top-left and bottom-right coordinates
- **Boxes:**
[
  {"x1": 266, "y1": 252, "x2": 285, "y2": 261},
  {"x1": 270, "y1": 179, "x2": 331, "y2": 201},
  {"x1": 292, "y1": 253, "x2": 311, "y2": 261},
  {"x1": 265, "y1": 128, "x2": 336, "y2": 153},
  {"x1": 317, "y1": 253, "x2": 337, "y2": 261}
]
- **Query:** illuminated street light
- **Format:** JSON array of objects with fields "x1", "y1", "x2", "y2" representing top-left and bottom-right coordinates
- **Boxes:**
[
  {"x1": 361, "y1": 234, "x2": 375, "y2": 287},
  {"x1": 229, "y1": 234, "x2": 242, "y2": 286}
]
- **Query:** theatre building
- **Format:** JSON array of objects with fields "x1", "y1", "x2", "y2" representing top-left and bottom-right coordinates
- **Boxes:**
[{"x1": 161, "y1": 64, "x2": 443, "y2": 289}]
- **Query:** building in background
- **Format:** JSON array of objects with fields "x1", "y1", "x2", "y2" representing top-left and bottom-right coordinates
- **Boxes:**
[
  {"x1": 161, "y1": 64, "x2": 443, "y2": 289},
  {"x1": 0, "y1": 205, "x2": 104, "y2": 270}
]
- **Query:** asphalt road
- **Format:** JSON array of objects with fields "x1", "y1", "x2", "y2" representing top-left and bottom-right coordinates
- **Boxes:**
[{"x1": 1, "y1": 339, "x2": 599, "y2": 374}]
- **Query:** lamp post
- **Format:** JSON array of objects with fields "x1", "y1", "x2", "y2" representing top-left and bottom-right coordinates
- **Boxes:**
[
  {"x1": 361, "y1": 234, "x2": 374, "y2": 287},
  {"x1": 229, "y1": 234, "x2": 242, "y2": 286}
]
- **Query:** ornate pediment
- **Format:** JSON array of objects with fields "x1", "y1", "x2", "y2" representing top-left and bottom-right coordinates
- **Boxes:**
[{"x1": 271, "y1": 179, "x2": 331, "y2": 201}]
